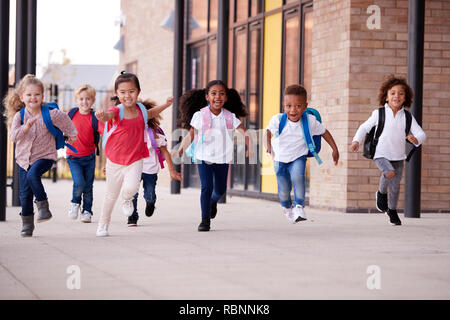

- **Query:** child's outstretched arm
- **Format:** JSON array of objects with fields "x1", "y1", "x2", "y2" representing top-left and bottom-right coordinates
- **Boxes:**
[
  {"x1": 176, "y1": 127, "x2": 195, "y2": 157},
  {"x1": 95, "y1": 109, "x2": 115, "y2": 122},
  {"x1": 147, "y1": 97, "x2": 174, "y2": 119},
  {"x1": 322, "y1": 129, "x2": 339, "y2": 165},
  {"x1": 160, "y1": 146, "x2": 182, "y2": 182},
  {"x1": 265, "y1": 129, "x2": 274, "y2": 158},
  {"x1": 236, "y1": 124, "x2": 253, "y2": 158}
]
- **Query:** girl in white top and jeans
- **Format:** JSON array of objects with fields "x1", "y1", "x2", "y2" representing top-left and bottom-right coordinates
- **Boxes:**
[
  {"x1": 351, "y1": 75, "x2": 426, "y2": 226},
  {"x1": 176, "y1": 80, "x2": 248, "y2": 232}
]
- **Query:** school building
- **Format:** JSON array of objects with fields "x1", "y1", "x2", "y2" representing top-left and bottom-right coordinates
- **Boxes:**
[{"x1": 117, "y1": 0, "x2": 450, "y2": 213}]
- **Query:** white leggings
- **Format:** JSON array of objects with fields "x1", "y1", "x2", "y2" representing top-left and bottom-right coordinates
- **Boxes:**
[{"x1": 98, "y1": 159, "x2": 143, "y2": 225}]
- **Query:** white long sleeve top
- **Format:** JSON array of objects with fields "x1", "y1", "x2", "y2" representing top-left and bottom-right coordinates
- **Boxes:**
[{"x1": 352, "y1": 104, "x2": 426, "y2": 161}]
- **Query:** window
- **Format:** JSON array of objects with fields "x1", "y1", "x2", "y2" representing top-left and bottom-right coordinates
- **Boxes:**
[
  {"x1": 282, "y1": 2, "x2": 313, "y2": 97},
  {"x1": 125, "y1": 61, "x2": 137, "y2": 74},
  {"x1": 188, "y1": 0, "x2": 208, "y2": 39}
]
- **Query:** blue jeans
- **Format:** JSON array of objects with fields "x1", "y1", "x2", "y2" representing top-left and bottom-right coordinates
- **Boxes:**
[
  {"x1": 131, "y1": 173, "x2": 158, "y2": 219},
  {"x1": 197, "y1": 162, "x2": 229, "y2": 219},
  {"x1": 67, "y1": 153, "x2": 96, "y2": 214},
  {"x1": 19, "y1": 159, "x2": 54, "y2": 216},
  {"x1": 274, "y1": 156, "x2": 307, "y2": 209}
]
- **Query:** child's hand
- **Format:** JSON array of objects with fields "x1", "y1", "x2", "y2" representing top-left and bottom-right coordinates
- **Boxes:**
[
  {"x1": 95, "y1": 110, "x2": 106, "y2": 122},
  {"x1": 23, "y1": 117, "x2": 36, "y2": 133},
  {"x1": 406, "y1": 134, "x2": 418, "y2": 145},
  {"x1": 166, "y1": 97, "x2": 174, "y2": 106},
  {"x1": 170, "y1": 169, "x2": 182, "y2": 182},
  {"x1": 67, "y1": 136, "x2": 77, "y2": 144},
  {"x1": 350, "y1": 141, "x2": 359, "y2": 152},
  {"x1": 332, "y1": 149, "x2": 339, "y2": 166}
]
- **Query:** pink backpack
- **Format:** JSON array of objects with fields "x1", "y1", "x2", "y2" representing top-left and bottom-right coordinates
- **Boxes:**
[{"x1": 185, "y1": 106, "x2": 235, "y2": 161}]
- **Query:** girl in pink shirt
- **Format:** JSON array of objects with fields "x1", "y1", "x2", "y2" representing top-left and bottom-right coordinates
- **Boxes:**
[
  {"x1": 4, "y1": 74, "x2": 77, "y2": 237},
  {"x1": 94, "y1": 72, "x2": 173, "y2": 237}
]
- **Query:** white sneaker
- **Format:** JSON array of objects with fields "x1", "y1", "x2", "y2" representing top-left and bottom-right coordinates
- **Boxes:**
[
  {"x1": 292, "y1": 205, "x2": 307, "y2": 223},
  {"x1": 80, "y1": 211, "x2": 92, "y2": 223},
  {"x1": 122, "y1": 200, "x2": 134, "y2": 217},
  {"x1": 68, "y1": 203, "x2": 80, "y2": 220},
  {"x1": 283, "y1": 207, "x2": 295, "y2": 223},
  {"x1": 96, "y1": 223, "x2": 109, "y2": 237}
]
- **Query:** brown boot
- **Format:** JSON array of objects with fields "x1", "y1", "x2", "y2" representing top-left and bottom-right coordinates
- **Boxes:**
[
  {"x1": 36, "y1": 199, "x2": 52, "y2": 223},
  {"x1": 21, "y1": 214, "x2": 35, "y2": 237}
]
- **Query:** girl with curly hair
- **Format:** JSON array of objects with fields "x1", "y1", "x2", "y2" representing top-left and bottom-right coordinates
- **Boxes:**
[
  {"x1": 350, "y1": 75, "x2": 426, "y2": 226},
  {"x1": 176, "y1": 80, "x2": 248, "y2": 232}
]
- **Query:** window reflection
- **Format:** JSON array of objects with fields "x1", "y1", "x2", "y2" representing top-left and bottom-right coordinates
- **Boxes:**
[
  {"x1": 284, "y1": 15, "x2": 300, "y2": 87},
  {"x1": 303, "y1": 10, "x2": 313, "y2": 94},
  {"x1": 189, "y1": 0, "x2": 208, "y2": 39}
]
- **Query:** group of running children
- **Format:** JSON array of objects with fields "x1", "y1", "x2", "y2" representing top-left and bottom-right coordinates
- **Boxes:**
[{"x1": 4, "y1": 72, "x2": 426, "y2": 237}]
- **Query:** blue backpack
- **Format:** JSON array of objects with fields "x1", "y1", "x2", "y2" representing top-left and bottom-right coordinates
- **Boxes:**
[
  {"x1": 278, "y1": 108, "x2": 323, "y2": 165},
  {"x1": 20, "y1": 102, "x2": 78, "y2": 153},
  {"x1": 68, "y1": 107, "x2": 100, "y2": 155}
]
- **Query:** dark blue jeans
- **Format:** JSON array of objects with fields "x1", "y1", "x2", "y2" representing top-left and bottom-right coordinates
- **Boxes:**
[
  {"x1": 67, "y1": 153, "x2": 96, "y2": 214},
  {"x1": 197, "y1": 162, "x2": 229, "y2": 219},
  {"x1": 131, "y1": 173, "x2": 158, "y2": 219},
  {"x1": 19, "y1": 159, "x2": 54, "y2": 216}
]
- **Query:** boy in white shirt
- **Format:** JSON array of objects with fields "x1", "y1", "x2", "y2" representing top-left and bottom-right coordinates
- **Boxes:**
[
  {"x1": 351, "y1": 75, "x2": 426, "y2": 226},
  {"x1": 266, "y1": 84, "x2": 339, "y2": 223}
]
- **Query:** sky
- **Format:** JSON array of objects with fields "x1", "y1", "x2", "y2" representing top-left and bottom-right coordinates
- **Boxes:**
[{"x1": 9, "y1": 0, "x2": 121, "y2": 77}]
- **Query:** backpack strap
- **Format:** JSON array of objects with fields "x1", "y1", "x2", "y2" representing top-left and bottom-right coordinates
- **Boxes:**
[
  {"x1": 147, "y1": 127, "x2": 165, "y2": 169},
  {"x1": 41, "y1": 104, "x2": 78, "y2": 153},
  {"x1": 404, "y1": 109, "x2": 412, "y2": 136},
  {"x1": 301, "y1": 112, "x2": 322, "y2": 165},
  {"x1": 277, "y1": 113, "x2": 288, "y2": 137},
  {"x1": 19, "y1": 108, "x2": 25, "y2": 125},
  {"x1": 374, "y1": 107, "x2": 385, "y2": 143},
  {"x1": 68, "y1": 107, "x2": 79, "y2": 119},
  {"x1": 222, "y1": 108, "x2": 234, "y2": 130},
  {"x1": 91, "y1": 110, "x2": 100, "y2": 155}
]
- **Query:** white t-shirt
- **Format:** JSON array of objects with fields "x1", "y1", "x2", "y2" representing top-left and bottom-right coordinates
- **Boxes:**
[
  {"x1": 190, "y1": 109, "x2": 241, "y2": 164},
  {"x1": 266, "y1": 113, "x2": 326, "y2": 163},
  {"x1": 352, "y1": 104, "x2": 426, "y2": 161},
  {"x1": 143, "y1": 129, "x2": 167, "y2": 174}
]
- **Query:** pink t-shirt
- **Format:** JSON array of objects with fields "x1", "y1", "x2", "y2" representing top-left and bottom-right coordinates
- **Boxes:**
[{"x1": 104, "y1": 105, "x2": 149, "y2": 165}]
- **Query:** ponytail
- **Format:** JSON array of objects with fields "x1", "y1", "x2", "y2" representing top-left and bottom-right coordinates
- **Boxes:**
[
  {"x1": 177, "y1": 89, "x2": 208, "y2": 129},
  {"x1": 3, "y1": 74, "x2": 44, "y2": 127},
  {"x1": 176, "y1": 80, "x2": 248, "y2": 129}
]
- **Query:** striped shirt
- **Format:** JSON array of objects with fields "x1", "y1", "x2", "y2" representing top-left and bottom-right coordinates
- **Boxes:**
[{"x1": 9, "y1": 107, "x2": 78, "y2": 169}]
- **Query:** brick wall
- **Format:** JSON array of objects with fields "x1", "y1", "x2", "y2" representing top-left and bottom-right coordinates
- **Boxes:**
[
  {"x1": 309, "y1": 0, "x2": 351, "y2": 211},
  {"x1": 311, "y1": 0, "x2": 450, "y2": 212},
  {"x1": 120, "y1": 0, "x2": 175, "y2": 187}
]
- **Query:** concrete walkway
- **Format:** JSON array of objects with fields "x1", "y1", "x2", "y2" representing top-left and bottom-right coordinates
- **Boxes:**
[{"x1": 1, "y1": 178, "x2": 449, "y2": 300}]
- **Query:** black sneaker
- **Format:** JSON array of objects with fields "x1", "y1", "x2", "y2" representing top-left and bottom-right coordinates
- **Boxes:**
[
  {"x1": 127, "y1": 216, "x2": 138, "y2": 227},
  {"x1": 210, "y1": 202, "x2": 217, "y2": 219},
  {"x1": 386, "y1": 209, "x2": 402, "y2": 226},
  {"x1": 376, "y1": 191, "x2": 388, "y2": 212},
  {"x1": 198, "y1": 218, "x2": 210, "y2": 232},
  {"x1": 145, "y1": 202, "x2": 155, "y2": 217}
]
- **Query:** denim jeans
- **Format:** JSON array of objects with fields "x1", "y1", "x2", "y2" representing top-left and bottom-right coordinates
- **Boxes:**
[
  {"x1": 67, "y1": 153, "x2": 96, "y2": 214},
  {"x1": 131, "y1": 173, "x2": 158, "y2": 219},
  {"x1": 19, "y1": 159, "x2": 54, "y2": 216},
  {"x1": 274, "y1": 156, "x2": 307, "y2": 209},
  {"x1": 197, "y1": 162, "x2": 229, "y2": 219}
]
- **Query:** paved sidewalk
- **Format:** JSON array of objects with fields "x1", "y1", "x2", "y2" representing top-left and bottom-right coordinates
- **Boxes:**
[{"x1": 1, "y1": 178, "x2": 449, "y2": 300}]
